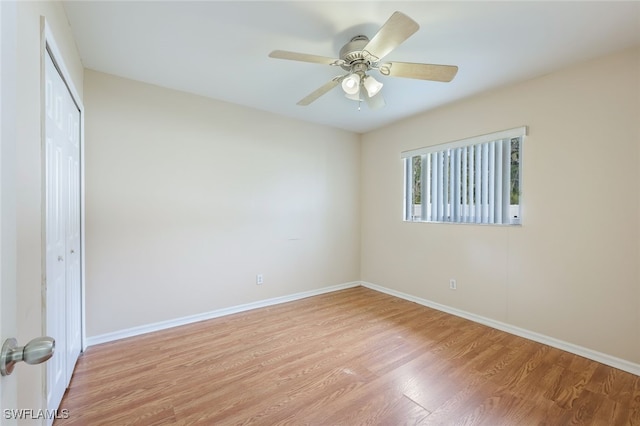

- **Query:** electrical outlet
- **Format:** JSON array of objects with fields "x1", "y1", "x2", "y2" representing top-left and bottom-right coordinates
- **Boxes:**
[
  {"x1": 256, "y1": 274, "x2": 264, "y2": 285},
  {"x1": 449, "y1": 279, "x2": 457, "y2": 290}
]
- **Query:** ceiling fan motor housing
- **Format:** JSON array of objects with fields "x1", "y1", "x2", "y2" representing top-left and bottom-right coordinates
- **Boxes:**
[{"x1": 339, "y1": 36, "x2": 372, "y2": 72}]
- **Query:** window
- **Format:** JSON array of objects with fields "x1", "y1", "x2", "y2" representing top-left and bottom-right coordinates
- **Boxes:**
[{"x1": 402, "y1": 127, "x2": 525, "y2": 225}]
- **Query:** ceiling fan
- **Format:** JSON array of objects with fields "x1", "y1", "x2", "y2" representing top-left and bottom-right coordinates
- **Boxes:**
[{"x1": 268, "y1": 11, "x2": 458, "y2": 109}]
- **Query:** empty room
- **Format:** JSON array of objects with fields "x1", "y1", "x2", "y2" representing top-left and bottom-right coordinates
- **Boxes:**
[{"x1": 1, "y1": 1, "x2": 639, "y2": 425}]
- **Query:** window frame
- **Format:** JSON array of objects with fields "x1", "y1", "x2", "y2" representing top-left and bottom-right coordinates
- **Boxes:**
[{"x1": 402, "y1": 126, "x2": 526, "y2": 226}]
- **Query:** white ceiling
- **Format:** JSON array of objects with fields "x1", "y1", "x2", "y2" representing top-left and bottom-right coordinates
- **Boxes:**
[{"x1": 62, "y1": 1, "x2": 640, "y2": 134}]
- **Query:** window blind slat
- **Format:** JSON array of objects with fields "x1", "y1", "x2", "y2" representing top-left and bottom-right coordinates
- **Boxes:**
[
  {"x1": 404, "y1": 158, "x2": 411, "y2": 220},
  {"x1": 482, "y1": 143, "x2": 489, "y2": 223},
  {"x1": 488, "y1": 142, "x2": 496, "y2": 223},
  {"x1": 502, "y1": 140, "x2": 511, "y2": 220},
  {"x1": 432, "y1": 153, "x2": 439, "y2": 221},
  {"x1": 475, "y1": 145, "x2": 481, "y2": 223},
  {"x1": 447, "y1": 150, "x2": 452, "y2": 221},
  {"x1": 421, "y1": 155, "x2": 428, "y2": 221},
  {"x1": 436, "y1": 152, "x2": 441, "y2": 221},
  {"x1": 448, "y1": 150, "x2": 452, "y2": 221},
  {"x1": 468, "y1": 145, "x2": 474, "y2": 223},
  {"x1": 494, "y1": 140, "x2": 503, "y2": 224},
  {"x1": 462, "y1": 147, "x2": 467, "y2": 223},
  {"x1": 455, "y1": 148, "x2": 462, "y2": 222},
  {"x1": 443, "y1": 151, "x2": 448, "y2": 222}
]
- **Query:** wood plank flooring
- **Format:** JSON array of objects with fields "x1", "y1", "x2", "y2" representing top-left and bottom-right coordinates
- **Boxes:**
[{"x1": 56, "y1": 286, "x2": 640, "y2": 425}]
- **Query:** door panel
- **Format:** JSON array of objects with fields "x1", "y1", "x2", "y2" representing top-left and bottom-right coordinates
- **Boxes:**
[
  {"x1": 0, "y1": 0, "x2": 19, "y2": 417},
  {"x1": 45, "y1": 48, "x2": 81, "y2": 415},
  {"x1": 45, "y1": 51, "x2": 68, "y2": 413},
  {"x1": 65, "y1": 100, "x2": 81, "y2": 380}
]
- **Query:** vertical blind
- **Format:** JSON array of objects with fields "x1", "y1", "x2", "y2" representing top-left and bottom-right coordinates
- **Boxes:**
[{"x1": 401, "y1": 127, "x2": 526, "y2": 225}]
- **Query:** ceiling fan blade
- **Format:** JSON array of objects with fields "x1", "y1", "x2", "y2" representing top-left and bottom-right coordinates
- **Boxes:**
[
  {"x1": 381, "y1": 61, "x2": 458, "y2": 82},
  {"x1": 364, "y1": 91, "x2": 386, "y2": 110},
  {"x1": 269, "y1": 50, "x2": 342, "y2": 66},
  {"x1": 362, "y1": 11, "x2": 419, "y2": 62},
  {"x1": 297, "y1": 76, "x2": 345, "y2": 106}
]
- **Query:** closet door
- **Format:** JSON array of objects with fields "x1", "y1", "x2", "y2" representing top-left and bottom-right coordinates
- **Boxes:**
[
  {"x1": 45, "y1": 50, "x2": 68, "y2": 413},
  {"x1": 44, "y1": 48, "x2": 81, "y2": 414},
  {"x1": 64, "y1": 76, "x2": 82, "y2": 384}
]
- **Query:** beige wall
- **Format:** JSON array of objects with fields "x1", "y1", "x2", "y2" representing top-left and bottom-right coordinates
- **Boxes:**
[
  {"x1": 84, "y1": 70, "x2": 361, "y2": 337},
  {"x1": 361, "y1": 46, "x2": 640, "y2": 363},
  {"x1": 15, "y1": 0, "x2": 84, "y2": 420}
]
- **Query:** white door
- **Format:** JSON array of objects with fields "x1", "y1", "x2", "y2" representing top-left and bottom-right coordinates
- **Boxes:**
[
  {"x1": 44, "y1": 48, "x2": 81, "y2": 414},
  {"x1": 65, "y1": 116, "x2": 82, "y2": 383},
  {"x1": 0, "y1": 0, "x2": 19, "y2": 419}
]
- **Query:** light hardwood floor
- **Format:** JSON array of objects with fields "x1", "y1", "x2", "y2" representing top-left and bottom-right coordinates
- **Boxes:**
[{"x1": 56, "y1": 286, "x2": 639, "y2": 425}]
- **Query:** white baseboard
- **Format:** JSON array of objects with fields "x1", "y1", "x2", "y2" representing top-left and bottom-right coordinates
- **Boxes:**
[
  {"x1": 86, "y1": 280, "x2": 639, "y2": 376},
  {"x1": 86, "y1": 281, "x2": 361, "y2": 347},
  {"x1": 360, "y1": 281, "x2": 640, "y2": 376}
]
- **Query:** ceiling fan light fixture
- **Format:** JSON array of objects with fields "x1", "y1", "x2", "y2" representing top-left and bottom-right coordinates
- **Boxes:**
[
  {"x1": 363, "y1": 75, "x2": 383, "y2": 97},
  {"x1": 269, "y1": 11, "x2": 458, "y2": 107},
  {"x1": 341, "y1": 73, "x2": 361, "y2": 95},
  {"x1": 344, "y1": 92, "x2": 361, "y2": 101}
]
